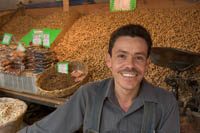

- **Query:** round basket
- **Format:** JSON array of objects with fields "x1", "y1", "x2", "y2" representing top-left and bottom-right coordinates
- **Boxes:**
[
  {"x1": 0, "y1": 97, "x2": 27, "y2": 133},
  {"x1": 36, "y1": 61, "x2": 88, "y2": 98}
]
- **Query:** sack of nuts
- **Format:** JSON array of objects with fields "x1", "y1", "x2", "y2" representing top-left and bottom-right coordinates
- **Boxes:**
[{"x1": 0, "y1": 97, "x2": 27, "y2": 133}]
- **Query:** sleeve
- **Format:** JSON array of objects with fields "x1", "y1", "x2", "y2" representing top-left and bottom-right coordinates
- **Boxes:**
[
  {"x1": 18, "y1": 86, "x2": 86, "y2": 133},
  {"x1": 157, "y1": 94, "x2": 180, "y2": 133}
]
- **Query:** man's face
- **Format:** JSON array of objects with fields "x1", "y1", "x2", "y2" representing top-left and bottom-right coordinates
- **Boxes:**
[{"x1": 106, "y1": 36, "x2": 150, "y2": 91}]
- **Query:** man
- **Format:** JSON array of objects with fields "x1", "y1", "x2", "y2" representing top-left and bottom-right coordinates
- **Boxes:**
[{"x1": 19, "y1": 24, "x2": 180, "y2": 133}]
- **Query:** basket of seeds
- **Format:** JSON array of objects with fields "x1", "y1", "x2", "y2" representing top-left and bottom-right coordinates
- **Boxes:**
[
  {"x1": 36, "y1": 61, "x2": 88, "y2": 98},
  {"x1": 0, "y1": 97, "x2": 27, "y2": 133}
]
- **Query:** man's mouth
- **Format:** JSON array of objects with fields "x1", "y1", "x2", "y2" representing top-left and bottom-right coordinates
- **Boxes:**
[
  {"x1": 121, "y1": 73, "x2": 137, "y2": 78},
  {"x1": 119, "y1": 69, "x2": 140, "y2": 78}
]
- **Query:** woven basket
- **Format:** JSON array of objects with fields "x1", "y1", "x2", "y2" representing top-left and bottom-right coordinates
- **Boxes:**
[
  {"x1": 36, "y1": 61, "x2": 88, "y2": 98},
  {"x1": 0, "y1": 97, "x2": 27, "y2": 133}
]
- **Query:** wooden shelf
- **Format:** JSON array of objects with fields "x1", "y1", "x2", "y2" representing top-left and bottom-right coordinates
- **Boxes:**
[{"x1": 0, "y1": 87, "x2": 67, "y2": 108}]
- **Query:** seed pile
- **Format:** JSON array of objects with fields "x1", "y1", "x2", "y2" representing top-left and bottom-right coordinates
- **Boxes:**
[
  {"x1": 38, "y1": 66, "x2": 76, "y2": 91},
  {"x1": 0, "y1": 98, "x2": 27, "y2": 127},
  {"x1": 1, "y1": 8, "x2": 200, "y2": 101},
  {"x1": 1, "y1": 10, "x2": 70, "y2": 41},
  {"x1": 52, "y1": 8, "x2": 200, "y2": 101},
  {"x1": 35, "y1": 11, "x2": 70, "y2": 30}
]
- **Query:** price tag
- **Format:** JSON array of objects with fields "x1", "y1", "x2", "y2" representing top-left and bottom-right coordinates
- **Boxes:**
[
  {"x1": 32, "y1": 29, "x2": 43, "y2": 45},
  {"x1": 43, "y1": 34, "x2": 50, "y2": 48},
  {"x1": 33, "y1": 30, "x2": 43, "y2": 34},
  {"x1": 1, "y1": 33, "x2": 13, "y2": 45},
  {"x1": 110, "y1": 0, "x2": 136, "y2": 11},
  {"x1": 57, "y1": 62, "x2": 69, "y2": 74},
  {"x1": 32, "y1": 34, "x2": 42, "y2": 45},
  {"x1": 17, "y1": 42, "x2": 26, "y2": 52}
]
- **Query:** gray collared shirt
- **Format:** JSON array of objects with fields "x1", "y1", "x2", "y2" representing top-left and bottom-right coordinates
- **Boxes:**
[{"x1": 18, "y1": 78, "x2": 180, "y2": 133}]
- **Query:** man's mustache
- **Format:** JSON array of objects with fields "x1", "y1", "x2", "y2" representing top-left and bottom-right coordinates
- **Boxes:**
[{"x1": 118, "y1": 68, "x2": 141, "y2": 75}]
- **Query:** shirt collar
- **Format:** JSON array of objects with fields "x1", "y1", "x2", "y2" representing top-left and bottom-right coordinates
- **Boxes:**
[
  {"x1": 138, "y1": 79, "x2": 159, "y2": 103},
  {"x1": 105, "y1": 78, "x2": 115, "y2": 100},
  {"x1": 104, "y1": 78, "x2": 159, "y2": 103}
]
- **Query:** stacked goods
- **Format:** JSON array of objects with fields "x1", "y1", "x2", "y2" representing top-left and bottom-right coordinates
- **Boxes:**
[
  {"x1": 25, "y1": 46, "x2": 36, "y2": 71},
  {"x1": 52, "y1": 8, "x2": 200, "y2": 101},
  {"x1": 0, "y1": 44, "x2": 25, "y2": 75},
  {"x1": 0, "y1": 44, "x2": 57, "y2": 73},
  {"x1": 25, "y1": 45, "x2": 58, "y2": 71},
  {"x1": 0, "y1": 97, "x2": 27, "y2": 133},
  {"x1": 0, "y1": 46, "x2": 14, "y2": 72},
  {"x1": 5, "y1": 51, "x2": 26, "y2": 75}
]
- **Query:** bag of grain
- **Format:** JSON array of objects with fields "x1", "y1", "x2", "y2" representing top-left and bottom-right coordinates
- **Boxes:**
[{"x1": 0, "y1": 97, "x2": 27, "y2": 133}]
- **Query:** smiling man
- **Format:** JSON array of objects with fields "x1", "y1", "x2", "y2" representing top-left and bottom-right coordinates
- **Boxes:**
[
  {"x1": 106, "y1": 35, "x2": 150, "y2": 112},
  {"x1": 19, "y1": 24, "x2": 180, "y2": 133}
]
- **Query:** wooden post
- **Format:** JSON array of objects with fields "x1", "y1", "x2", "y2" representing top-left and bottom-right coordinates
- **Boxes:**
[{"x1": 63, "y1": 0, "x2": 69, "y2": 12}]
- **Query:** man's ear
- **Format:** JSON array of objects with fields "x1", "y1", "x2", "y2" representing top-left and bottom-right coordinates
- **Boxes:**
[
  {"x1": 146, "y1": 56, "x2": 151, "y2": 69},
  {"x1": 106, "y1": 53, "x2": 112, "y2": 69}
]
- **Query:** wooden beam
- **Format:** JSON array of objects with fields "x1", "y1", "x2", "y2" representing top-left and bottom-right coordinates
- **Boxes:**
[
  {"x1": 0, "y1": 87, "x2": 67, "y2": 108},
  {"x1": 63, "y1": 0, "x2": 69, "y2": 12}
]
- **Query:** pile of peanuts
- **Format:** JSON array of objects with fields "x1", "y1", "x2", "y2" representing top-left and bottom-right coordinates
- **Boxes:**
[
  {"x1": 1, "y1": 8, "x2": 200, "y2": 101},
  {"x1": 52, "y1": 8, "x2": 200, "y2": 101},
  {"x1": 1, "y1": 10, "x2": 70, "y2": 41},
  {"x1": 0, "y1": 98, "x2": 27, "y2": 126}
]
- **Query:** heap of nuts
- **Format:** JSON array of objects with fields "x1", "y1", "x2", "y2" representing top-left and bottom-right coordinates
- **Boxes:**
[
  {"x1": 0, "y1": 97, "x2": 27, "y2": 127},
  {"x1": 51, "y1": 8, "x2": 200, "y2": 100}
]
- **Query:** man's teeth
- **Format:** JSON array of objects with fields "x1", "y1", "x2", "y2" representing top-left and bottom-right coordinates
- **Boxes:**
[{"x1": 122, "y1": 73, "x2": 136, "y2": 77}]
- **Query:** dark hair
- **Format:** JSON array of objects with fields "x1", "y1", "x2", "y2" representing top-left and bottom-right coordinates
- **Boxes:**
[{"x1": 108, "y1": 24, "x2": 152, "y2": 57}]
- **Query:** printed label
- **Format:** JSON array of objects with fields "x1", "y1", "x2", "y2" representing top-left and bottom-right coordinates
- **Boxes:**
[
  {"x1": 57, "y1": 63, "x2": 69, "y2": 74},
  {"x1": 43, "y1": 34, "x2": 50, "y2": 47},
  {"x1": 17, "y1": 42, "x2": 26, "y2": 52}
]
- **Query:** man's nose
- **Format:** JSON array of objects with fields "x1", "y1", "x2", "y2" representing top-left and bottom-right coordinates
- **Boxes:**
[{"x1": 126, "y1": 57, "x2": 136, "y2": 68}]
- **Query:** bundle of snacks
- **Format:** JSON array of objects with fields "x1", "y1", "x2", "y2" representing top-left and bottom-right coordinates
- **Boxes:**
[
  {"x1": 3, "y1": 51, "x2": 26, "y2": 75},
  {"x1": 25, "y1": 46, "x2": 36, "y2": 71},
  {"x1": 0, "y1": 44, "x2": 17, "y2": 73},
  {"x1": 25, "y1": 45, "x2": 58, "y2": 72}
]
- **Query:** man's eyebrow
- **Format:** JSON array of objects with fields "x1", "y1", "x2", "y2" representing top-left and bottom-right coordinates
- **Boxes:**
[
  {"x1": 116, "y1": 50, "x2": 128, "y2": 54},
  {"x1": 135, "y1": 52, "x2": 146, "y2": 56},
  {"x1": 116, "y1": 50, "x2": 147, "y2": 56}
]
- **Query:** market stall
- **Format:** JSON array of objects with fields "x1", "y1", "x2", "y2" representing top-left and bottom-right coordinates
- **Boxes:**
[{"x1": 0, "y1": 0, "x2": 200, "y2": 132}]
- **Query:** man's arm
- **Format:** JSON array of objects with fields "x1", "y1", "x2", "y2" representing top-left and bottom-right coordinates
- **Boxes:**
[
  {"x1": 157, "y1": 94, "x2": 180, "y2": 133},
  {"x1": 18, "y1": 87, "x2": 86, "y2": 133}
]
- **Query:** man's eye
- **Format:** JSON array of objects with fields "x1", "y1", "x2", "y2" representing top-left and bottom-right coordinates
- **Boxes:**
[
  {"x1": 136, "y1": 56, "x2": 145, "y2": 60},
  {"x1": 117, "y1": 54, "x2": 125, "y2": 58}
]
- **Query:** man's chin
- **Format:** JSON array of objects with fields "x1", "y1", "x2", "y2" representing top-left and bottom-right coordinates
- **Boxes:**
[
  {"x1": 120, "y1": 82, "x2": 138, "y2": 90},
  {"x1": 120, "y1": 78, "x2": 142, "y2": 90}
]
